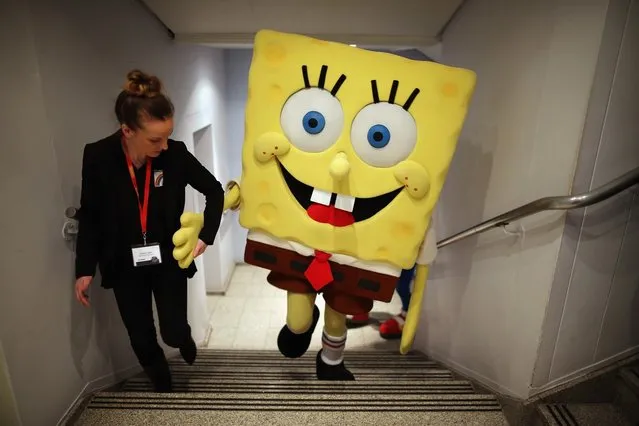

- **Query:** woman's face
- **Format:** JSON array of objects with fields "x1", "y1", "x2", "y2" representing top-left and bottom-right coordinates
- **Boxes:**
[{"x1": 122, "y1": 117, "x2": 174, "y2": 158}]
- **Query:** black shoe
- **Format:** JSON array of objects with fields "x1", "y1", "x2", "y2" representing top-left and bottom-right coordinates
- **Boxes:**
[
  {"x1": 315, "y1": 350, "x2": 355, "y2": 381},
  {"x1": 180, "y1": 336, "x2": 197, "y2": 365},
  {"x1": 143, "y1": 358, "x2": 173, "y2": 392},
  {"x1": 277, "y1": 305, "x2": 320, "y2": 358}
]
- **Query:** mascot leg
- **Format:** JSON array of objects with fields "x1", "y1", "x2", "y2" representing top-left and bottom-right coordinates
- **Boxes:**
[
  {"x1": 277, "y1": 292, "x2": 319, "y2": 358},
  {"x1": 316, "y1": 304, "x2": 354, "y2": 380}
]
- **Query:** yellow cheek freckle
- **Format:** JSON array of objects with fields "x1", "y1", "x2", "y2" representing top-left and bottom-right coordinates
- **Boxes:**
[
  {"x1": 257, "y1": 203, "x2": 278, "y2": 225},
  {"x1": 264, "y1": 43, "x2": 287, "y2": 64},
  {"x1": 394, "y1": 161, "x2": 430, "y2": 199},
  {"x1": 254, "y1": 132, "x2": 291, "y2": 162}
]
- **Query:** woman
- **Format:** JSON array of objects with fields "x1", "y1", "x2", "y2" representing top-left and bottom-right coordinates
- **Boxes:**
[{"x1": 74, "y1": 70, "x2": 225, "y2": 392}]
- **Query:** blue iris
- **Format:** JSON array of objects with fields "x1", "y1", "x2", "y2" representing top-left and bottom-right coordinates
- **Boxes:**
[
  {"x1": 302, "y1": 111, "x2": 326, "y2": 135},
  {"x1": 367, "y1": 124, "x2": 391, "y2": 148}
]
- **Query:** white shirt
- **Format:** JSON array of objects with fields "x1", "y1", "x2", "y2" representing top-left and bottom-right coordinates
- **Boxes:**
[{"x1": 416, "y1": 221, "x2": 438, "y2": 266}]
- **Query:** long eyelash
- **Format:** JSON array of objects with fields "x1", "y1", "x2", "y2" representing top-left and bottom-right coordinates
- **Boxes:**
[
  {"x1": 388, "y1": 80, "x2": 399, "y2": 104},
  {"x1": 302, "y1": 65, "x2": 311, "y2": 88},
  {"x1": 331, "y1": 74, "x2": 347, "y2": 96},
  {"x1": 403, "y1": 88, "x2": 420, "y2": 110},
  {"x1": 318, "y1": 65, "x2": 328, "y2": 89},
  {"x1": 371, "y1": 80, "x2": 380, "y2": 103},
  {"x1": 301, "y1": 64, "x2": 346, "y2": 97}
]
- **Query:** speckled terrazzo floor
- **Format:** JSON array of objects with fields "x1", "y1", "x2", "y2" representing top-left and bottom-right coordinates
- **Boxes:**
[{"x1": 72, "y1": 350, "x2": 508, "y2": 426}]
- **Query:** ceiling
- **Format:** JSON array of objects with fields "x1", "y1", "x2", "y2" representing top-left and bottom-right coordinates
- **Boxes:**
[{"x1": 141, "y1": 0, "x2": 465, "y2": 49}]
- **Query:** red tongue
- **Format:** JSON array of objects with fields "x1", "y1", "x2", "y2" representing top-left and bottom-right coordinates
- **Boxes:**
[
  {"x1": 303, "y1": 203, "x2": 354, "y2": 290},
  {"x1": 307, "y1": 204, "x2": 354, "y2": 227}
]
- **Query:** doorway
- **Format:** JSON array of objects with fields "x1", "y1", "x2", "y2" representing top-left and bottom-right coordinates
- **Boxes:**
[{"x1": 192, "y1": 125, "x2": 234, "y2": 294}]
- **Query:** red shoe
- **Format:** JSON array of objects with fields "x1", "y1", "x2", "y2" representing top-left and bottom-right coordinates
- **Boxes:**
[
  {"x1": 379, "y1": 313, "x2": 406, "y2": 339},
  {"x1": 346, "y1": 313, "x2": 370, "y2": 327}
]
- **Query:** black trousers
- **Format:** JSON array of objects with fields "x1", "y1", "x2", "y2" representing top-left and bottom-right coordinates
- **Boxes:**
[{"x1": 112, "y1": 264, "x2": 191, "y2": 367}]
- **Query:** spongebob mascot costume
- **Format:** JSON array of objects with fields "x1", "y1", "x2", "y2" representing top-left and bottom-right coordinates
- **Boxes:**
[{"x1": 172, "y1": 30, "x2": 476, "y2": 380}]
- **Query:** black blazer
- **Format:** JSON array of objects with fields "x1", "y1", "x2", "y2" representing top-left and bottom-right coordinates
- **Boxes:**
[{"x1": 75, "y1": 130, "x2": 224, "y2": 287}]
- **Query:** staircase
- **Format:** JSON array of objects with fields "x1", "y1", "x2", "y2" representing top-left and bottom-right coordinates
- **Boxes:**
[
  {"x1": 533, "y1": 364, "x2": 639, "y2": 426},
  {"x1": 66, "y1": 349, "x2": 508, "y2": 425}
]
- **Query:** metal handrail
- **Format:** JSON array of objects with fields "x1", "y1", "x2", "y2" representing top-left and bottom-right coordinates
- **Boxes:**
[{"x1": 437, "y1": 166, "x2": 639, "y2": 249}]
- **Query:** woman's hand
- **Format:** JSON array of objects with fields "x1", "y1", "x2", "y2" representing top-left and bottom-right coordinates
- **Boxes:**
[
  {"x1": 75, "y1": 276, "x2": 93, "y2": 307},
  {"x1": 192, "y1": 239, "x2": 208, "y2": 259}
]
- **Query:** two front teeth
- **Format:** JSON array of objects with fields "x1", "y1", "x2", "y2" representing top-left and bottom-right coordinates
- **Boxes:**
[{"x1": 310, "y1": 188, "x2": 356, "y2": 213}]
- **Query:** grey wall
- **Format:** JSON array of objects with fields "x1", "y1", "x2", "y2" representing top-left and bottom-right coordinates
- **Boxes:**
[
  {"x1": 0, "y1": 0, "x2": 227, "y2": 424},
  {"x1": 533, "y1": 0, "x2": 639, "y2": 392},
  {"x1": 416, "y1": 0, "x2": 614, "y2": 399}
]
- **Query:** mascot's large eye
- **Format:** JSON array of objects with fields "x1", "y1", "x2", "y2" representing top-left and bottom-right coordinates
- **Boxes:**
[
  {"x1": 280, "y1": 88, "x2": 344, "y2": 153},
  {"x1": 350, "y1": 102, "x2": 417, "y2": 167}
]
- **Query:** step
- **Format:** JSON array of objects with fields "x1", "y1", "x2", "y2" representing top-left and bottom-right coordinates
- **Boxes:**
[
  {"x1": 617, "y1": 366, "x2": 639, "y2": 423},
  {"x1": 75, "y1": 391, "x2": 507, "y2": 426},
  {"x1": 120, "y1": 378, "x2": 477, "y2": 393},
  {"x1": 159, "y1": 349, "x2": 455, "y2": 381},
  {"x1": 537, "y1": 403, "x2": 633, "y2": 426}
]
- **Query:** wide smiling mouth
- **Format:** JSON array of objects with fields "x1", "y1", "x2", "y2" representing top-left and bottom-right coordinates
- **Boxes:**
[{"x1": 277, "y1": 161, "x2": 403, "y2": 223}]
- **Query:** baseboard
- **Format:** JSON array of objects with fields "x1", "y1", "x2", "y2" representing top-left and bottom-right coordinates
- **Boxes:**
[
  {"x1": 56, "y1": 361, "x2": 142, "y2": 426},
  {"x1": 425, "y1": 350, "x2": 525, "y2": 400},
  {"x1": 528, "y1": 345, "x2": 639, "y2": 401},
  {"x1": 57, "y1": 349, "x2": 182, "y2": 426},
  {"x1": 425, "y1": 345, "x2": 639, "y2": 405},
  {"x1": 202, "y1": 323, "x2": 213, "y2": 348}
]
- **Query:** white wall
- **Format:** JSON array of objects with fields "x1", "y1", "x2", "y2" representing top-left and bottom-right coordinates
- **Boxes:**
[
  {"x1": 0, "y1": 0, "x2": 227, "y2": 424},
  {"x1": 533, "y1": 0, "x2": 639, "y2": 392},
  {"x1": 225, "y1": 49, "x2": 254, "y2": 263},
  {"x1": 415, "y1": 0, "x2": 613, "y2": 399}
]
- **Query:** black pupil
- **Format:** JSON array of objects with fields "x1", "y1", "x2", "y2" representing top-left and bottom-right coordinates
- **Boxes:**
[
  {"x1": 373, "y1": 132, "x2": 384, "y2": 141},
  {"x1": 309, "y1": 118, "x2": 318, "y2": 128}
]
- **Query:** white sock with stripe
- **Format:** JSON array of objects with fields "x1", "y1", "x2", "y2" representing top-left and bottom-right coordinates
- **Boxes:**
[{"x1": 321, "y1": 329, "x2": 346, "y2": 366}]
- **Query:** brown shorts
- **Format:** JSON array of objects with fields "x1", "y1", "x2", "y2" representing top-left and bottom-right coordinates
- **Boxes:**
[{"x1": 244, "y1": 239, "x2": 399, "y2": 315}]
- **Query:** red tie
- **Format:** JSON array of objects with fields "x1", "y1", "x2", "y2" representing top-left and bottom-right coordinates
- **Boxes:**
[
  {"x1": 303, "y1": 200, "x2": 355, "y2": 290},
  {"x1": 304, "y1": 250, "x2": 333, "y2": 290}
]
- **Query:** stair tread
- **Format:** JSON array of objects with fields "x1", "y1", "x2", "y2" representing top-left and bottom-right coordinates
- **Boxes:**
[
  {"x1": 538, "y1": 402, "x2": 633, "y2": 426},
  {"x1": 119, "y1": 378, "x2": 480, "y2": 394},
  {"x1": 93, "y1": 390, "x2": 500, "y2": 400},
  {"x1": 75, "y1": 407, "x2": 508, "y2": 425}
]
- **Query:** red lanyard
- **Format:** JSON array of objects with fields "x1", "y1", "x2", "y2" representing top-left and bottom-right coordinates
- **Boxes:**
[{"x1": 122, "y1": 139, "x2": 152, "y2": 244}]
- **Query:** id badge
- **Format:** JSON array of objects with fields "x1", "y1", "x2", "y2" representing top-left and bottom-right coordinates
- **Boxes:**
[{"x1": 131, "y1": 243, "x2": 162, "y2": 267}]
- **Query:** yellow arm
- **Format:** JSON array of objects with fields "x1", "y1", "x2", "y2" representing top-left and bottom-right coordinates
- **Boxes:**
[
  {"x1": 399, "y1": 264, "x2": 429, "y2": 354},
  {"x1": 399, "y1": 221, "x2": 437, "y2": 355},
  {"x1": 172, "y1": 180, "x2": 241, "y2": 269}
]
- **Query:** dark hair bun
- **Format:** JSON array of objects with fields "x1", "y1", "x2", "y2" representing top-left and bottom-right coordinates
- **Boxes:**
[{"x1": 124, "y1": 69, "x2": 163, "y2": 97}]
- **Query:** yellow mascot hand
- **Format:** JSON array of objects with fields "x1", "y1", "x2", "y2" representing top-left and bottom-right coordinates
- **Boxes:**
[
  {"x1": 400, "y1": 265, "x2": 429, "y2": 355},
  {"x1": 172, "y1": 212, "x2": 204, "y2": 269},
  {"x1": 172, "y1": 181, "x2": 242, "y2": 269},
  {"x1": 223, "y1": 180, "x2": 241, "y2": 211}
]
